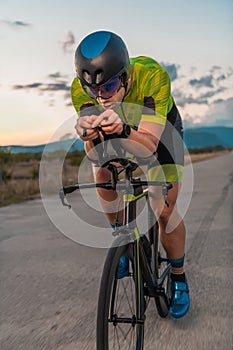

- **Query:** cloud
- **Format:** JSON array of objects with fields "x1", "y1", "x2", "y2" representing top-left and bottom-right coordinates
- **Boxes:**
[
  {"x1": 198, "y1": 87, "x2": 226, "y2": 100},
  {"x1": 180, "y1": 97, "x2": 233, "y2": 127},
  {"x1": 48, "y1": 72, "x2": 68, "y2": 80},
  {"x1": 13, "y1": 81, "x2": 70, "y2": 92},
  {"x1": 11, "y1": 62, "x2": 233, "y2": 124},
  {"x1": 227, "y1": 67, "x2": 233, "y2": 77},
  {"x1": 62, "y1": 31, "x2": 75, "y2": 53},
  {"x1": 189, "y1": 75, "x2": 214, "y2": 88},
  {"x1": 203, "y1": 97, "x2": 233, "y2": 127},
  {"x1": 12, "y1": 71, "x2": 71, "y2": 107},
  {"x1": 13, "y1": 71, "x2": 70, "y2": 93},
  {"x1": 210, "y1": 65, "x2": 221, "y2": 73},
  {"x1": 173, "y1": 91, "x2": 208, "y2": 107},
  {"x1": 216, "y1": 74, "x2": 226, "y2": 81},
  {"x1": 0, "y1": 19, "x2": 31, "y2": 28},
  {"x1": 171, "y1": 64, "x2": 233, "y2": 127},
  {"x1": 161, "y1": 63, "x2": 179, "y2": 81},
  {"x1": 13, "y1": 83, "x2": 42, "y2": 90},
  {"x1": 213, "y1": 98, "x2": 225, "y2": 104},
  {"x1": 41, "y1": 83, "x2": 70, "y2": 92}
]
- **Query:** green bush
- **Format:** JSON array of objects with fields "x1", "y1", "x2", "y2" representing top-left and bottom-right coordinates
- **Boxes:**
[
  {"x1": 66, "y1": 150, "x2": 86, "y2": 166},
  {"x1": 0, "y1": 168, "x2": 12, "y2": 182},
  {"x1": 0, "y1": 150, "x2": 13, "y2": 165},
  {"x1": 0, "y1": 150, "x2": 43, "y2": 163}
]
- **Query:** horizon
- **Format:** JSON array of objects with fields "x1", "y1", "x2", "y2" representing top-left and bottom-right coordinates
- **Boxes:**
[{"x1": 1, "y1": 125, "x2": 232, "y2": 148}]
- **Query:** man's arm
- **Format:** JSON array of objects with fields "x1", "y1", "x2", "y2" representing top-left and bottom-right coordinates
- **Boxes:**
[{"x1": 119, "y1": 121, "x2": 164, "y2": 158}]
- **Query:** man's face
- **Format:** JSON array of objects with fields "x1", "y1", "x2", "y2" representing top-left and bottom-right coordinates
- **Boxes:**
[{"x1": 96, "y1": 86, "x2": 126, "y2": 110}]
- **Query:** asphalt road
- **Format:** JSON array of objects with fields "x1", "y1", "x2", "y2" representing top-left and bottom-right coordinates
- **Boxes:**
[{"x1": 0, "y1": 152, "x2": 232, "y2": 350}]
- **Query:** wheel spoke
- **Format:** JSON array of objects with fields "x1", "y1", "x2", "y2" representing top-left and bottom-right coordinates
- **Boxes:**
[
  {"x1": 97, "y1": 241, "x2": 145, "y2": 349},
  {"x1": 108, "y1": 267, "x2": 143, "y2": 348}
]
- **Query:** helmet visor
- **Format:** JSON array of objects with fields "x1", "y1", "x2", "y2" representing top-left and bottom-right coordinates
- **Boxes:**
[{"x1": 81, "y1": 75, "x2": 122, "y2": 99}]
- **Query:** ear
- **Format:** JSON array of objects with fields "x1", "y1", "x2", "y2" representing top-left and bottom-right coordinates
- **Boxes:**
[{"x1": 128, "y1": 65, "x2": 133, "y2": 82}]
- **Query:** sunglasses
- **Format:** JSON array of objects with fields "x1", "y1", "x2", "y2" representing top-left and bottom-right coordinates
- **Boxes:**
[{"x1": 80, "y1": 74, "x2": 123, "y2": 99}]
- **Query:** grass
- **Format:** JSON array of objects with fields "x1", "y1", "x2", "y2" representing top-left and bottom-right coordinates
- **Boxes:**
[{"x1": 0, "y1": 150, "x2": 85, "y2": 207}]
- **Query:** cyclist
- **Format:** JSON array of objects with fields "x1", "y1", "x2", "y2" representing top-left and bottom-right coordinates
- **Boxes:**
[{"x1": 71, "y1": 30, "x2": 190, "y2": 318}]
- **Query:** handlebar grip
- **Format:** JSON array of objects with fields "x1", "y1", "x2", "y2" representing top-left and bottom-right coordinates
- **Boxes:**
[{"x1": 63, "y1": 185, "x2": 79, "y2": 194}]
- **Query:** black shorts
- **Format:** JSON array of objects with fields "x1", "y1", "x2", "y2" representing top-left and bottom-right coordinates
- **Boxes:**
[{"x1": 148, "y1": 103, "x2": 184, "y2": 182}]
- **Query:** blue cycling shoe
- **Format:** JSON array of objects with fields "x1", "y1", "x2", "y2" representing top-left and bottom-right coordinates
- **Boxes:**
[
  {"x1": 169, "y1": 278, "x2": 190, "y2": 318},
  {"x1": 117, "y1": 256, "x2": 129, "y2": 279}
]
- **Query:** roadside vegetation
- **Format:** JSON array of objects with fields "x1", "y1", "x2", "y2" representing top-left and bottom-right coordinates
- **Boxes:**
[
  {"x1": 185, "y1": 145, "x2": 230, "y2": 163},
  {"x1": 0, "y1": 150, "x2": 85, "y2": 206},
  {"x1": 0, "y1": 146, "x2": 231, "y2": 207}
]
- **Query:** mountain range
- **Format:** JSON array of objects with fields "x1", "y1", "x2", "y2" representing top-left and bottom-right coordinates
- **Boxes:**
[
  {"x1": 0, "y1": 138, "x2": 84, "y2": 154},
  {"x1": 183, "y1": 126, "x2": 233, "y2": 149},
  {"x1": 0, "y1": 126, "x2": 232, "y2": 154}
]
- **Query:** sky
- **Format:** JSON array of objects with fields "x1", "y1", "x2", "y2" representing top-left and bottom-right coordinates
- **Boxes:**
[{"x1": 0, "y1": 0, "x2": 233, "y2": 146}]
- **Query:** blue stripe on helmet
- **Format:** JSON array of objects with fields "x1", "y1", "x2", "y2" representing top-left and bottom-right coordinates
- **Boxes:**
[{"x1": 80, "y1": 31, "x2": 111, "y2": 59}]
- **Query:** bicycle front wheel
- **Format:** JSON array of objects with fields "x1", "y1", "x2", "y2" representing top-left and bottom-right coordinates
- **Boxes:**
[{"x1": 97, "y1": 236, "x2": 145, "y2": 350}]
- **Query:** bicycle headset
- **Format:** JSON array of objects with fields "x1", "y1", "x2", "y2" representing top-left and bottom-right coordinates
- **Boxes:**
[{"x1": 74, "y1": 31, "x2": 130, "y2": 99}]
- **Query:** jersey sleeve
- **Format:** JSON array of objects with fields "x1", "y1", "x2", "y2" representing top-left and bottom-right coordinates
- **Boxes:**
[
  {"x1": 141, "y1": 67, "x2": 172, "y2": 126},
  {"x1": 71, "y1": 77, "x2": 98, "y2": 117}
]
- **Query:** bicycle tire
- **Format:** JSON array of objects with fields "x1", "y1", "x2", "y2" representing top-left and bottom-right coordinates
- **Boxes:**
[
  {"x1": 96, "y1": 235, "x2": 145, "y2": 350},
  {"x1": 148, "y1": 208, "x2": 171, "y2": 318}
]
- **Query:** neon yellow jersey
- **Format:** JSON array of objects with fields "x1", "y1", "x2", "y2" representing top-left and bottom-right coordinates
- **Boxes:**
[
  {"x1": 71, "y1": 56, "x2": 174, "y2": 128},
  {"x1": 71, "y1": 56, "x2": 183, "y2": 182}
]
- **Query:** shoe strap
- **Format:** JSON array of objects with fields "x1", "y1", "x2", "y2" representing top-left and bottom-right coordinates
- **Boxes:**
[{"x1": 172, "y1": 281, "x2": 189, "y2": 292}]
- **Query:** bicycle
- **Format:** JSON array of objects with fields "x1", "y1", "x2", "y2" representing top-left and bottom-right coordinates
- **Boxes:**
[{"x1": 59, "y1": 135, "x2": 172, "y2": 349}]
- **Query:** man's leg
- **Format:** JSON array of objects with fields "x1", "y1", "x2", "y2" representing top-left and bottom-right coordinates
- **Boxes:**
[
  {"x1": 149, "y1": 183, "x2": 190, "y2": 318},
  {"x1": 93, "y1": 165, "x2": 124, "y2": 224},
  {"x1": 149, "y1": 183, "x2": 185, "y2": 257},
  {"x1": 93, "y1": 166, "x2": 128, "y2": 278}
]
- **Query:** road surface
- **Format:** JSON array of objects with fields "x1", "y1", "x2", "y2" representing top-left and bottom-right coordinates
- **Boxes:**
[{"x1": 0, "y1": 152, "x2": 232, "y2": 349}]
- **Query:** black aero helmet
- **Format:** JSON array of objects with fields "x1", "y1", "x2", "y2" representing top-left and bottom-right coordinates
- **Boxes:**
[{"x1": 75, "y1": 31, "x2": 130, "y2": 87}]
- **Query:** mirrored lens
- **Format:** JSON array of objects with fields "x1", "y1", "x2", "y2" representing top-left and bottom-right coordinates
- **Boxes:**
[{"x1": 82, "y1": 75, "x2": 121, "y2": 99}]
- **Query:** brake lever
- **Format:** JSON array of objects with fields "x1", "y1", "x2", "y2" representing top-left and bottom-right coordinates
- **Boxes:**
[{"x1": 59, "y1": 188, "x2": 72, "y2": 209}]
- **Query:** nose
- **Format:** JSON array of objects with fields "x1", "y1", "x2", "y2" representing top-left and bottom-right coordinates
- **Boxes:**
[{"x1": 97, "y1": 88, "x2": 104, "y2": 97}]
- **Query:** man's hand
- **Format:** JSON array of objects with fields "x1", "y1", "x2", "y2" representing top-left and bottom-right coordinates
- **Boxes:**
[
  {"x1": 91, "y1": 110, "x2": 123, "y2": 135},
  {"x1": 75, "y1": 115, "x2": 100, "y2": 141}
]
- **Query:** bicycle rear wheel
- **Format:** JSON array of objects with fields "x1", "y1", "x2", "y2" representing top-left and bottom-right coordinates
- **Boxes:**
[
  {"x1": 148, "y1": 209, "x2": 171, "y2": 317},
  {"x1": 97, "y1": 236, "x2": 145, "y2": 350}
]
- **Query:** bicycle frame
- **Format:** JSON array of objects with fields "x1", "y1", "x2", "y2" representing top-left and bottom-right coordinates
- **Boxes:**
[
  {"x1": 59, "y1": 157, "x2": 172, "y2": 307},
  {"x1": 115, "y1": 178, "x2": 171, "y2": 301}
]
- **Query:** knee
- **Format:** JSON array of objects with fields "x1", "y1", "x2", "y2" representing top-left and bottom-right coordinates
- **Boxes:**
[
  {"x1": 94, "y1": 168, "x2": 119, "y2": 202},
  {"x1": 159, "y1": 206, "x2": 184, "y2": 234},
  {"x1": 149, "y1": 196, "x2": 172, "y2": 225},
  {"x1": 94, "y1": 168, "x2": 111, "y2": 183},
  {"x1": 149, "y1": 197, "x2": 176, "y2": 232}
]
